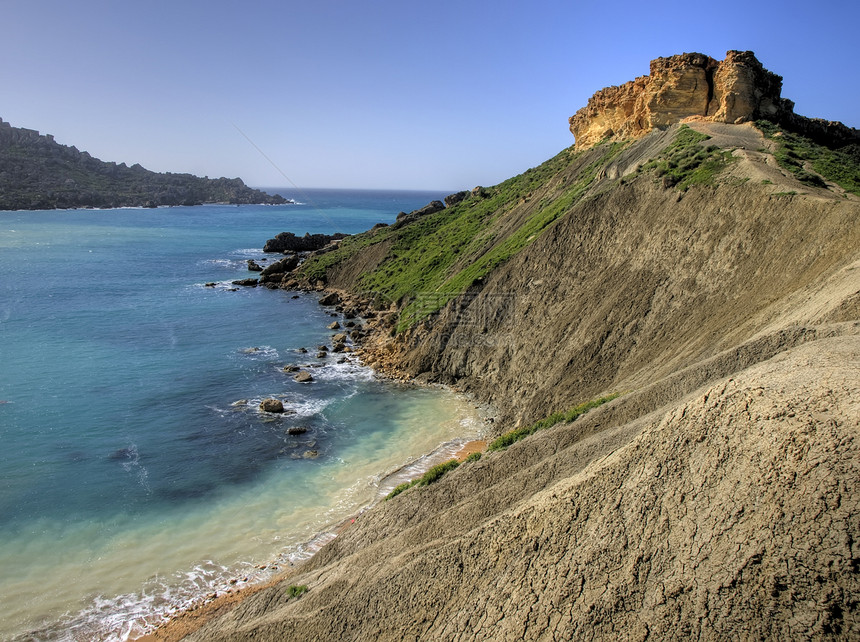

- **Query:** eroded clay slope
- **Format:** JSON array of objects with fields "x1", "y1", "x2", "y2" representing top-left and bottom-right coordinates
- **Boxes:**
[
  {"x1": 377, "y1": 135, "x2": 860, "y2": 426},
  {"x1": 185, "y1": 332, "x2": 860, "y2": 641}
]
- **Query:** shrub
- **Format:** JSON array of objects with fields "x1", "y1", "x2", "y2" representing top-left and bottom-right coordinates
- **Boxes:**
[
  {"x1": 385, "y1": 481, "x2": 414, "y2": 500},
  {"x1": 385, "y1": 459, "x2": 462, "y2": 500},
  {"x1": 287, "y1": 585, "x2": 308, "y2": 599},
  {"x1": 641, "y1": 125, "x2": 736, "y2": 191},
  {"x1": 487, "y1": 394, "x2": 620, "y2": 452},
  {"x1": 417, "y1": 459, "x2": 460, "y2": 485}
]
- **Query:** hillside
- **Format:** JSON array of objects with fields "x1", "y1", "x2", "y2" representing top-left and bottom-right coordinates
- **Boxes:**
[
  {"x1": 147, "y1": 51, "x2": 860, "y2": 640},
  {"x1": 0, "y1": 117, "x2": 287, "y2": 210}
]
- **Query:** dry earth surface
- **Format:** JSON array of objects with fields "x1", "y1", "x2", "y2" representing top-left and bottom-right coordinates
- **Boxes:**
[{"x1": 143, "y1": 116, "x2": 860, "y2": 640}]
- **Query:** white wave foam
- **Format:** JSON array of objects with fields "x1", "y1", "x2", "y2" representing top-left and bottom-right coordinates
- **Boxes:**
[
  {"x1": 119, "y1": 444, "x2": 152, "y2": 496},
  {"x1": 228, "y1": 248, "x2": 270, "y2": 258},
  {"x1": 41, "y1": 557, "x2": 273, "y2": 641},
  {"x1": 200, "y1": 258, "x2": 246, "y2": 269},
  {"x1": 191, "y1": 280, "x2": 241, "y2": 290},
  {"x1": 285, "y1": 396, "x2": 331, "y2": 418},
  {"x1": 237, "y1": 345, "x2": 279, "y2": 360},
  {"x1": 314, "y1": 359, "x2": 376, "y2": 382},
  {"x1": 224, "y1": 393, "x2": 331, "y2": 419}
]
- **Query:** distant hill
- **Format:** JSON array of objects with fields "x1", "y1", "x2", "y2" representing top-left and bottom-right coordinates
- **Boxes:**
[{"x1": 0, "y1": 117, "x2": 288, "y2": 210}]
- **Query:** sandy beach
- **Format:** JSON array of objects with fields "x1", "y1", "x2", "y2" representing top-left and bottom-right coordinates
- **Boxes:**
[{"x1": 135, "y1": 438, "x2": 488, "y2": 641}]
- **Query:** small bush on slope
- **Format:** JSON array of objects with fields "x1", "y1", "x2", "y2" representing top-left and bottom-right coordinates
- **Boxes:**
[
  {"x1": 385, "y1": 458, "x2": 461, "y2": 501},
  {"x1": 487, "y1": 394, "x2": 620, "y2": 452}
]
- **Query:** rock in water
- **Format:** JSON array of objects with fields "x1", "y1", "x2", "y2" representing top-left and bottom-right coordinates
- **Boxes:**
[
  {"x1": 259, "y1": 398, "x2": 284, "y2": 413},
  {"x1": 294, "y1": 370, "x2": 314, "y2": 383},
  {"x1": 262, "y1": 232, "x2": 349, "y2": 253}
]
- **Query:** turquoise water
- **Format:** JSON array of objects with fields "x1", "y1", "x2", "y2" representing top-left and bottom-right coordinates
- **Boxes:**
[{"x1": 0, "y1": 191, "x2": 482, "y2": 640}]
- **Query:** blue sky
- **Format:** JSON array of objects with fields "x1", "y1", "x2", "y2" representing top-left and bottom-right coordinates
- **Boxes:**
[{"x1": 2, "y1": 0, "x2": 858, "y2": 190}]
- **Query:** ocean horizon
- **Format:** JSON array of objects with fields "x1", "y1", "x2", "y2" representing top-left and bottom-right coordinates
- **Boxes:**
[{"x1": 0, "y1": 189, "x2": 484, "y2": 640}]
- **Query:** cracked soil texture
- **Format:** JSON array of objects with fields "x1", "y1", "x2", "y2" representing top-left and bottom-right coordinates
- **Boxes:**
[{"x1": 183, "y1": 334, "x2": 859, "y2": 641}]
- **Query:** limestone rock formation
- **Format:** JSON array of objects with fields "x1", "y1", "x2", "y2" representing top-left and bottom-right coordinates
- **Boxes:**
[
  {"x1": 569, "y1": 50, "x2": 792, "y2": 149},
  {"x1": 444, "y1": 190, "x2": 470, "y2": 207},
  {"x1": 392, "y1": 200, "x2": 446, "y2": 229}
]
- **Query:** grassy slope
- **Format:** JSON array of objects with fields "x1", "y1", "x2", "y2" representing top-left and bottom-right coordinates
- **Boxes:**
[
  {"x1": 299, "y1": 123, "x2": 858, "y2": 333},
  {"x1": 756, "y1": 120, "x2": 860, "y2": 195},
  {"x1": 299, "y1": 125, "x2": 752, "y2": 331}
]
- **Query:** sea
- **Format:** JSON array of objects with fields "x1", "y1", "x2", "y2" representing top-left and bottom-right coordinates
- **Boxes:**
[{"x1": 0, "y1": 189, "x2": 484, "y2": 640}]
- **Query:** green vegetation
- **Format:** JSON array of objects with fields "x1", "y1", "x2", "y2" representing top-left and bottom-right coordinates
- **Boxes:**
[
  {"x1": 286, "y1": 585, "x2": 308, "y2": 599},
  {"x1": 385, "y1": 458, "x2": 461, "y2": 500},
  {"x1": 487, "y1": 394, "x2": 620, "y2": 452},
  {"x1": 300, "y1": 228, "x2": 393, "y2": 283},
  {"x1": 385, "y1": 481, "x2": 414, "y2": 501},
  {"x1": 299, "y1": 140, "x2": 630, "y2": 332},
  {"x1": 397, "y1": 142, "x2": 629, "y2": 330},
  {"x1": 464, "y1": 452, "x2": 482, "y2": 463},
  {"x1": 755, "y1": 120, "x2": 860, "y2": 195},
  {"x1": 641, "y1": 125, "x2": 736, "y2": 190}
]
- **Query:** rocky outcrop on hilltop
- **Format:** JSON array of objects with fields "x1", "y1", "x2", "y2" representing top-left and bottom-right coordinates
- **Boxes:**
[
  {"x1": 0, "y1": 117, "x2": 289, "y2": 210},
  {"x1": 569, "y1": 50, "x2": 859, "y2": 150}
]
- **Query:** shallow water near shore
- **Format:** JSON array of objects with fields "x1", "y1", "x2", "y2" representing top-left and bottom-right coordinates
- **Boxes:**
[{"x1": 0, "y1": 190, "x2": 481, "y2": 640}]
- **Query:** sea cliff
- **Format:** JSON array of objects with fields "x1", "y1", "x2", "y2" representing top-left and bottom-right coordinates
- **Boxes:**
[{"x1": 147, "y1": 51, "x2": 860, "y2": 640}]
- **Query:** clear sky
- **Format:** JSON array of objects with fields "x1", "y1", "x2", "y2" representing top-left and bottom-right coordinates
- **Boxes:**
[{"x1": 2, "y1": 0, "x2": 857, "y2": 191}]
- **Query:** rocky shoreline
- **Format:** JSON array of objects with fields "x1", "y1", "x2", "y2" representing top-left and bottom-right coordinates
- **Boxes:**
[
  {"x1": 228, "y1": 228, "x2": 441, "y2": 383},
  {"x1": 135, "y1": 238, "x2": 493, "y2": 641}
]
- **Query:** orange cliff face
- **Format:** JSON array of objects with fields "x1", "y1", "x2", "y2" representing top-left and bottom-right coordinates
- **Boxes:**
[{"x1": 569, "y1": 50, "x2": 792, "y2": 149}]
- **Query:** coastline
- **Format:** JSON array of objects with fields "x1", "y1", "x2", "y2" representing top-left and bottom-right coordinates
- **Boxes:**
[
  {"x1": 136, "y1": 438, "x2": 489, "y2": 642},
  {"x1": 136, "y1": 439, "x2": 488, "y2": 642},
  {"x1": 132, "y1": 285, "x2": 492, "y2": 641}
]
